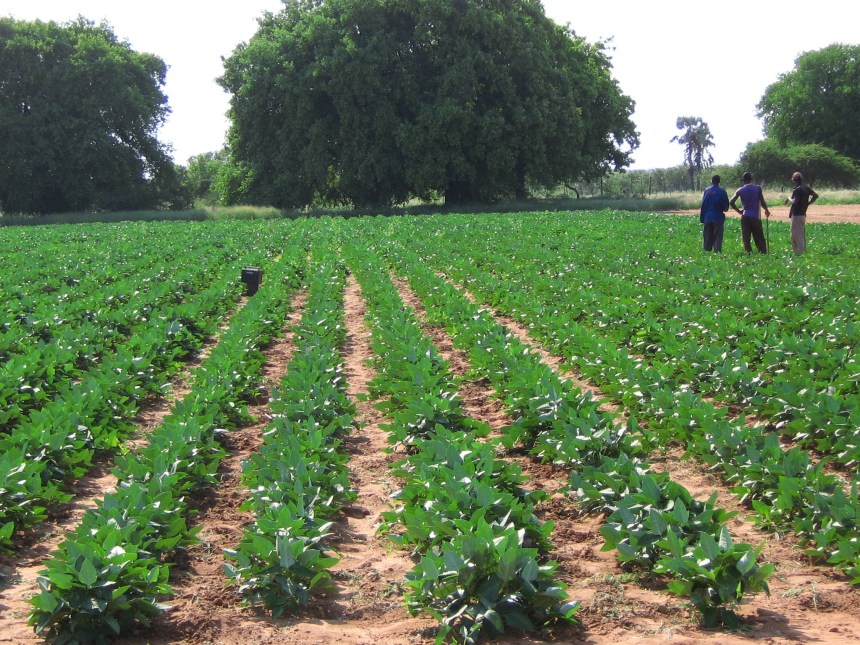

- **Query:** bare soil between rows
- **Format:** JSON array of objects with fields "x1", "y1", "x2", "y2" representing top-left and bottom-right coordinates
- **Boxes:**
[{"x1": 2, "y1": 258, "x2": 860, "y2": 644}]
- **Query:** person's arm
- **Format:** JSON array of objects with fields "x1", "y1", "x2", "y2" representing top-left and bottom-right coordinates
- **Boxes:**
[
  {"x1": 720, "y1": 190, "x2": 729, "y2": 212},
  {"x1": 809, "y1": 187, "x2": 819, "y2": 205},
  {"x1": 730, "y1": 191, "x2": 742, "y2": 214}
]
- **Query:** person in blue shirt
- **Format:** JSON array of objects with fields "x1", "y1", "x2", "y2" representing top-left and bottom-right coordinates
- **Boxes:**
[
  {"x1": 730, "y1": 171, "x2": 770, "y2": 253},
  {"x1": 700, "y1": 174, "x2": 729, "y2": 252}
]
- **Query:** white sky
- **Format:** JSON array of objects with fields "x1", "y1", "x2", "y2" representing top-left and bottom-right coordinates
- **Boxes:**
[{"x1": 4, "y1": 1, "x2": 860, "y2": 169}]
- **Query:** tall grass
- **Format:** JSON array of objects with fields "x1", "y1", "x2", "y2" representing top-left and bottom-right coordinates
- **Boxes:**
[
  {"x1": 0, "y1": 209, "x2": 209, "y2": 227},
  {"x1": 3, "y1": 189, "x2": 858, "y2": 227}
]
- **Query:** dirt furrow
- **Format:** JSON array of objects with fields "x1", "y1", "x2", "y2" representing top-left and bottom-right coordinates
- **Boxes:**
[
  {"x1": 390, "y1": 270, "x2": 860, "y2": 643},
  {"x1": 251, "y1": 274, "x2": 436, "y2": 644},
  {"x1": 389, "y1": 274, "x2": 701, "y2": 641},
  {"x1": 128, "y1": 291, "x2": 307, "y2": 644}
]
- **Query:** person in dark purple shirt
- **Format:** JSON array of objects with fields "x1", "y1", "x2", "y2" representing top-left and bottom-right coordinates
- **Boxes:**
[
  {"x1": 788, "y1": 171, "x2": 818, "y2": 255},
  {"x1": 699, "y1": 174, "x2": 729, "y2": 252},
  {"x1": 730, "y1": 171, "x2": 770, "y2": 253}
]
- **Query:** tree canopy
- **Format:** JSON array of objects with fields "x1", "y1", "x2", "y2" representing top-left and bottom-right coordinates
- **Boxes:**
[
  {"x1": 218, "y1": 0, "x2": 638, "y2": 208},
  {"x1": 740, "y1": 139, "x2": 859, "y2": 188},
  {"x1": 757, "y1": 43, "x2": 860, "y2": 162},
  {"x1": 0, "y1": 17, "x2": 180, "y2": 214}
]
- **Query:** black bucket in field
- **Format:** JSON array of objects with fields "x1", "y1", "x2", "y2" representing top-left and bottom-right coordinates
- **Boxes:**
[{"x1": 241, "y1": 267, "x2": 263, "y2": 295}]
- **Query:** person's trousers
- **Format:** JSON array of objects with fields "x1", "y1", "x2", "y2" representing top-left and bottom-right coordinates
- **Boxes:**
[
  {"x1": 791, "y1": 215, "x2": 806, "y2": 254},
  {"x1": 741, "y1": 216, "x2": 767, "y2": 253},
  {"x1": 703, "y1": 222, "x2": 724, "y2": 252}
]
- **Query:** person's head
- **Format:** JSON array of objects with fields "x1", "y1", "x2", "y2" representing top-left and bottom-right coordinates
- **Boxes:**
[
  {"x1": 792, "y1": 171, "x2": 803, "y2": 185},
  {"x1": 711, "y1": 174, "x2": 721, "y2": 185},
  {"x1": 742, "y1": 171, "x2": 753, "y2": 184}
]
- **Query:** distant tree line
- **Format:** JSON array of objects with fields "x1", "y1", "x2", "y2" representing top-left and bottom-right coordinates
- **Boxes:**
[
  {"x1": 203, "y1": 39, "x2": 860, "y2": 206},
  {"x1": 1, "y1": 12, "x2": 857, "y2": 215}
]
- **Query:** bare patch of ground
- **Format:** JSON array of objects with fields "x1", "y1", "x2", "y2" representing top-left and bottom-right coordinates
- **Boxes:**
[{"x1": 665, "y1": 203, "x2": 860, "y2": 224}]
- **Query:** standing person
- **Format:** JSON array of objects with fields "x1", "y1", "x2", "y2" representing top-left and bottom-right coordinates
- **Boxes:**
[
  {"x1": 730, "y1": 171, "x2": 770, "y2": 253},
  {"x1": 700, "y1": 174, "x2": 729, "y2": 252},
  {"x1": 788, "y1": 171, "x2": 818, "y2": 255}
]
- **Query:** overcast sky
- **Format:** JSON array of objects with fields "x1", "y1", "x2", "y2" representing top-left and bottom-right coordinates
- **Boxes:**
[{"x1": 5, "y1": 1, "x2": 859, "y2": 169}]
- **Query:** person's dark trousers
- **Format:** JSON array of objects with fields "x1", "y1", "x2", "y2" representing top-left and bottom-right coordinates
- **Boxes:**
[
  {"x1": 741, "y1": 216, "x2": 767, "y2": 253},
  {"x1": 703, "y1": 222, "x2": 724, "y2": 252}
]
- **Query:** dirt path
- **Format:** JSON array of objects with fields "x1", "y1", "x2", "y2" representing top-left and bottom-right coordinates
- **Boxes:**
[
  {"x1": 241, "y1": 275, "x2": 437, "y2": 644},
  {"x1": 124, "y1": 292, "x2": 307, "y2": 644},
  {"x1": 665, "y1": 202, "x2": 860, "y2": 224}
]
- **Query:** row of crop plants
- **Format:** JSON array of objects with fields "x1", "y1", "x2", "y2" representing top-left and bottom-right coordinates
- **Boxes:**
[
  {"x1": 376, "y1": 212, "x2": 860, "y2": 584},
  {"x1": 343, "y1": 239, "x2": 578, "y2": 643},
  {"x1": 224, "y1": 240, "x2": 358, "y2": 615},
  {"x1": 421, "y1": 212, "x2": 859, "y2": 469},
  {"x1": 0, "y1": 220, "x2": 278, "y2": 397},
  {"x1": 0, "y1": 220, "x2": 296, "y2": 550},
  {"x1": 27, "y1": 234, "x2": 309, "y2": 642},
  {"x1": 0, "y1": 233, "x2": 235, "y2": 432},
  {"x1": 346, "y1": 223, "x2": 774, "y2": 627},
  {"x1": 0, "y1": 266, "x2": 238, "y2": 549}
]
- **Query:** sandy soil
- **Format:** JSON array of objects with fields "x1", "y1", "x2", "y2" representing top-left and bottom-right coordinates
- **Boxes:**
[
  {"x1": 2, "y1": 262, "x2": 860, "y2": 645},
  {"x1": 666, "y1": 202, "x2": 860, "y2": 224}
]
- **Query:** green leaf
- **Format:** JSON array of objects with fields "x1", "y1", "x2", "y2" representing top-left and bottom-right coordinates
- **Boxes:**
[
  {"x1": 104, "y1": 615, "x2": 122, "y2": 635},
  {"x1": 497, "y1": 548, "x2": 519, "y2": 581},
  {"x1": 737, "y1": 548, "x2": 756, "y2": 575},
  {"x1": 482, "y1": 608, "x2": 504, "y2": 632},
  {"x1": 699, "y1": 532, "x2": 718, "y2": 563},
  {"x1": 78, "y1": 558, "x2": 99, "y2": 587},
  {"x1": 718, "y1": 526, "x2": 733, "y2": 551}
]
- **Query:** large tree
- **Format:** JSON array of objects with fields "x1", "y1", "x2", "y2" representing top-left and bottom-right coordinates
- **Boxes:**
[
  {"x1": 218, "y1": 0, "x2": 638, "y2": 208},
  {"x1": 670, "y1": 116, "x2": 714, "y2": 191},
  {"x1": 0, "y1": 17, "x2": 178, "y2": 214},
  {"x1": 757, "y1": 43, "x2": 860, "y2": 161}
]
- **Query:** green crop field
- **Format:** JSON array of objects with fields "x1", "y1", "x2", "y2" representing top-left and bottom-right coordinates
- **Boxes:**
[{"x1": 0, "y1": 211, "x2": 858, "y2": 644}]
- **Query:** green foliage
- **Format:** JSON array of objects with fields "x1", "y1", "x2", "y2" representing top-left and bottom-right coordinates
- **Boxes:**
[
  {"x1": 345, "y1": 240, "x2": 577, "y2": 640},
  {"x1": 404, "y1": 521, "x2": 579, "y2": 644},
  {"x1": 656, "y1": 530, "x2": 772, "y2": 628},
  {"x1": 0, "y1": 17, "x2": 179, "y2": 214},
  {"x1": 568, "y1": 455, "x2": 770, "y2": 628},
  {"x1": 225, "y1": 248, "x2": 354, "y2": 616},
  {"x1": 183, "y1": 151, "x2": 230, "y2": 206},
  {"x1": 224, "y1": 512, "x2": 339, "y2": 617},
  {"x1": 740, "y1": 139, "x2": 859, "y2": 187},
  {"x1": 218, "y1": 0, "x2": 637, "y2": 208},
  {"x1": 29, "y1": 524, "x2": 171, "y2": 644},
  {"x1": 21, "y1": 227, "x2": 308, "y2": 639},
  {"x1": 758, "y1": 43, "x2": 860, "y2": 161},
  {"x1": 671, "y1": 116, "x2": 715, "y2": 190}
]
